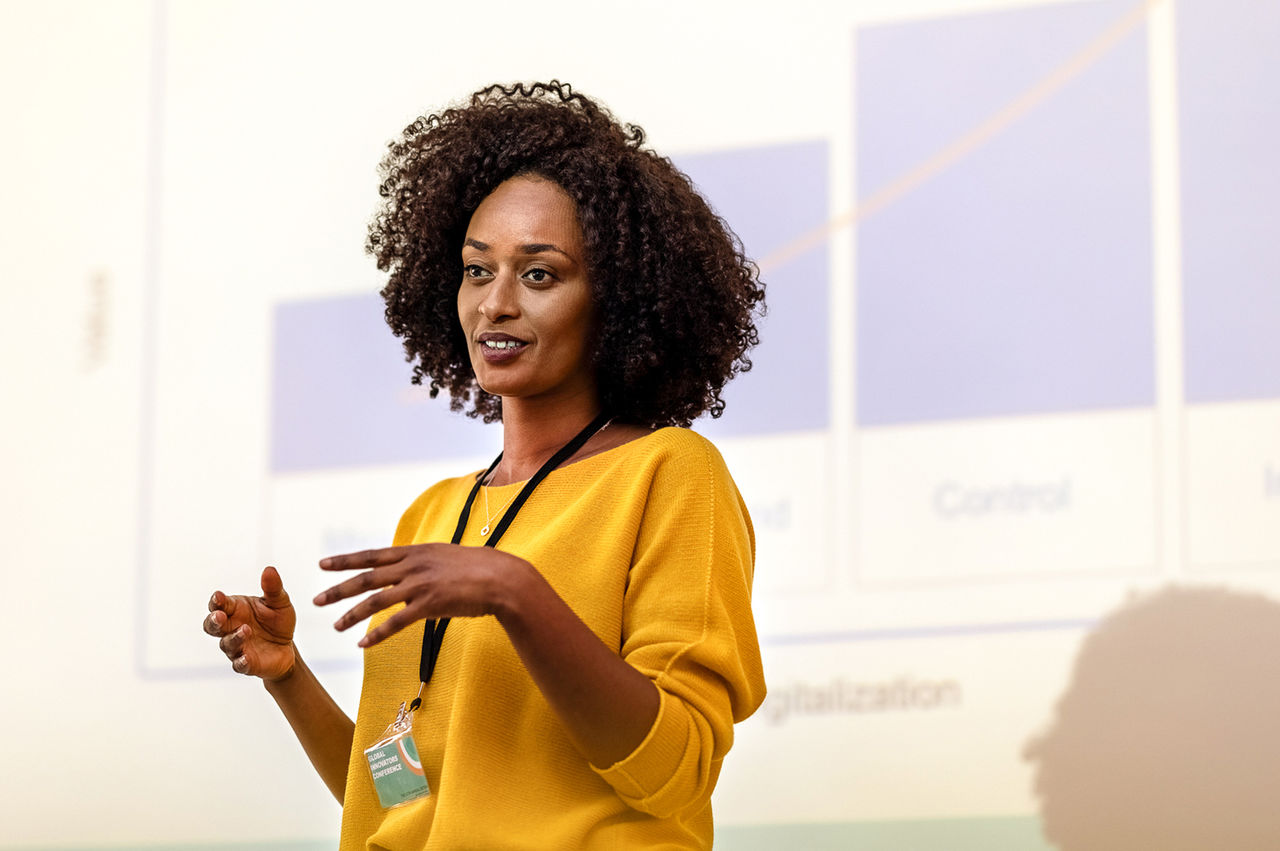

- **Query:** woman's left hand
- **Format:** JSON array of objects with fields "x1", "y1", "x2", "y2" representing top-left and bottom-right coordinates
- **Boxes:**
[
  {"x1": 318, "y1": 541, "x2": 660, "y2": 768},
  {"x1": 313, "y1": 543, "x2": 531, "y2": 647}
]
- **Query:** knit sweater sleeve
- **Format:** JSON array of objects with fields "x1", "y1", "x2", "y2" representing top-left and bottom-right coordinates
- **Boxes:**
[{"x1": 592, "y1": 432, "x2": 766, "y2": 818}]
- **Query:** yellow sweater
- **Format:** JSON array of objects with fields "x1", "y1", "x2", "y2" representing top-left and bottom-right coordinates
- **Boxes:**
[{"x1": 338, "y1": 428, "x2": 766, "y2": 850}]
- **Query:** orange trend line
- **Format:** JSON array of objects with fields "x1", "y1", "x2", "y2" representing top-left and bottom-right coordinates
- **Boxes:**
[{"x1": 757, "y1": 0, "x2": 1161, "y2": 274}]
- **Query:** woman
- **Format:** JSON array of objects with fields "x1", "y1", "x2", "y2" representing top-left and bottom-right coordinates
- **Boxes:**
[{"x1": 205, "y1": 80, "x2": 766, "y2": 849}]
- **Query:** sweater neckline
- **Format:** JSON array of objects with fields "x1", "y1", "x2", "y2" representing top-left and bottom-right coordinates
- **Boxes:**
[{"x1": 473, "y1": 426, "x2": 678, "y2": 490}]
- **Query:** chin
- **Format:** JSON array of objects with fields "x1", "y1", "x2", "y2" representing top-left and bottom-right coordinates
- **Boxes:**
[{"x1": 474, "y1": 380, "x2": 526, "y2": 401}]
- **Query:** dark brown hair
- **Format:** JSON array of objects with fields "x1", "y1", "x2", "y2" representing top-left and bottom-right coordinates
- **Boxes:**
[{"x1": 367, "y1": 80, "x2": 764, "y2": 427}]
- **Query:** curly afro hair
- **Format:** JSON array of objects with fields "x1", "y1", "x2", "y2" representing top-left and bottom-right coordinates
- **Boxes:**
[{"x1": 367, "y1": 80, "x2": 765, "y2": 428}]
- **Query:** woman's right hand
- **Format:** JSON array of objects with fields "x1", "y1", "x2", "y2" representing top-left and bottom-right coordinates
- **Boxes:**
[{"x1": 204, "y1": 565, "x2": 297, "y2": 682}]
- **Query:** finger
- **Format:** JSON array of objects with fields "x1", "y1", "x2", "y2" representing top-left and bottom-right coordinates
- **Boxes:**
[
  {"x1": 358, "y1": 603, "x2": 422, "y2": 648},
  {"x1": 313, "y1": 565, "x2": 401, "y2": 606},
  {"x1": 219, "y1": 623, "x2": 250, "y2": 658},
  {"x1": 211, "y1": 590, "x2": 248, "y2": 623},
  {"x1": 331, "y1": 586, "x2": 407, "y2": 632},
  {"x1": 232, "y1": 653, "x2": 251, "y2": 675},
  {"x1": 204, "y1": 610, "x2": 225, "y2": 636},
  {"x1": 259, "y1": 565, "x2": 291, "y2": 608},
  {"x1": 319, "y1": 547, "x2": 408, "y2": 572}
]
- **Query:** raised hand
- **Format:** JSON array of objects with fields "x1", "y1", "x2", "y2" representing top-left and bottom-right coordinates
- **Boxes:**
[
  {"x1": 205, "y1": 565, "x2": 298, "y2": 681},
  {"x1": 313, "y1": 543, "x2": 532, "y2": 648}
]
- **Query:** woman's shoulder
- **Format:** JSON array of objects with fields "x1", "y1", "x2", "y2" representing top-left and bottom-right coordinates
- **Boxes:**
[
  {"x1": 394, "y1": 462, "x2": 516, "y2": 545},
  {"x1": 602, "y1": 425, "x2": 734, "y2": 483},
  {"x1": 654, "y1": 425, "x2": 729, "y2": 459},
  {"x1": 598, "y1": 424, "x2": 713, "y2": 459}
]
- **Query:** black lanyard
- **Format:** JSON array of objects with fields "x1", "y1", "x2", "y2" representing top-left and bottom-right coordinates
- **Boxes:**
[{"x1": 411, "y1": 410, "x2": 611, "y2": 704}]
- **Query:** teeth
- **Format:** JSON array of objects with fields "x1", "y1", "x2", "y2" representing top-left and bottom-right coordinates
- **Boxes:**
[{"x1": 483, "y1": 340, "x2": 523, "y2": 349}]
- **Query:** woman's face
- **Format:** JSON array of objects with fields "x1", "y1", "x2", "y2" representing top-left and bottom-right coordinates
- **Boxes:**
[{"x1": 457, "y1": 176, "x2": 597, "y2": 410}]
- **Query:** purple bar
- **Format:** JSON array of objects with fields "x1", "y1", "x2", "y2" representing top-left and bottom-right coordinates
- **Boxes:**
[
  {"x1": 855, "y1": 1, "x2": 1154, "y2": 425},
  {"x1": 1179, "y1": 0, "x2": 1280, "y2": 403},
  {"x1": 679, "y1": 141, "x2": 831, "y2": 437},
  {"x1": 271, "y1": 293, "x2": 495, "y2": 472}
]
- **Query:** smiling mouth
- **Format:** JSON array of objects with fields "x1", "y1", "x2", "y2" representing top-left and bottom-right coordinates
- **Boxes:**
[{"x1": 477, "y1": 335, "x2": 529, "y2": 363}]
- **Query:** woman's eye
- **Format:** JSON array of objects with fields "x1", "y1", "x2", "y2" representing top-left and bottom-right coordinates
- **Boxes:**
[
  {"x1": 524, "y1": 268, "x2": 553, "y2": 284},
  {"x1": 463, "y1": 264, "x2": 488, "y2": 279}
]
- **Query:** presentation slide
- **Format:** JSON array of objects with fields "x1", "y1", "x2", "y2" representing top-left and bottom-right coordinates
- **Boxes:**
[{"x1": 4, "y1": 0, "x2": 1278, "y2": 848}]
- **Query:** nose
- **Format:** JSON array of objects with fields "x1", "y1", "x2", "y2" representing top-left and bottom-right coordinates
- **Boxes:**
[{"x1": 478, "y1": 269, "x2": 520, "y2": 322}]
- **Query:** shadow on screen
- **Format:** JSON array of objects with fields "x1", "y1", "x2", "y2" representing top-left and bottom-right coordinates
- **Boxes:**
[{"x1": 1025, "y1": 585, "x2": 1280, "y2": 850}]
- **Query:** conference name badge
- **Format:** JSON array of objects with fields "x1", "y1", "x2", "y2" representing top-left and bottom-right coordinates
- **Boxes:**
[{"x1": 364, "y1": 701, "x2": 429, "y2": 808}]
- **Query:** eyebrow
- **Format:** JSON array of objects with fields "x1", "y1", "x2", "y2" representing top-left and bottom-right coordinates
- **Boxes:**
[{"x1": 464, "y1": 237, "x2": 573, "y2": 259}]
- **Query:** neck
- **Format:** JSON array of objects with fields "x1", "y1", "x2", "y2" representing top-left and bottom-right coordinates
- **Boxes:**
[{"x1": 494, "y1": 391, "x2": 603, "y2": 485}]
